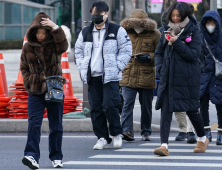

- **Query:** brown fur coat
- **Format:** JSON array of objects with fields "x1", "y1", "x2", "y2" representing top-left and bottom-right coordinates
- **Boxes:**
[{"x1": 20, "y1": 12, "x2": 68, "y2": 95}]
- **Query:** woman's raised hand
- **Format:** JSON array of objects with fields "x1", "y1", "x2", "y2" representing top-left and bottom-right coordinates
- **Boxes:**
[{"x1": 41, "y1": 18, "x2": 57, "y2": 28}]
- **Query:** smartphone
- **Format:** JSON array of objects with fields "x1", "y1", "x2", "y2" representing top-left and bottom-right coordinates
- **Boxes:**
[{"x1": 164, "y1": 31, "x2": 171, "y2": 35}]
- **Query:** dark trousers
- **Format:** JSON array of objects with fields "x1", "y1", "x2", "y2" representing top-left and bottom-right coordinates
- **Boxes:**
[
  {"x1": 200, "y1": 93, "x2": 222, "y2": 128},
  {"x1": 121, "y1": 86, "x2": 153, "y2": 136},
  {"x1": 160, "y1": 89, "x2": 205, "y2": 144},
  {"x1": 24, "y1": 94, "x2": 63, "y2": 163},
  {"x1": 88, "y1": 76, "x2": 123, "y2": 144}
]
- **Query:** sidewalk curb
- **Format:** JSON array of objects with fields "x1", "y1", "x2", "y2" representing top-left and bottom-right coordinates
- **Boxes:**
[{"x1": 0, "y1": 118, "x2": 179, "y2": 133}]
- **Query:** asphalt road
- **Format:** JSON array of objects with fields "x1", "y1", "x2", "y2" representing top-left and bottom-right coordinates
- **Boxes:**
[{"x1": 0, "y1": 132, "x2": 221, "y2": 170}]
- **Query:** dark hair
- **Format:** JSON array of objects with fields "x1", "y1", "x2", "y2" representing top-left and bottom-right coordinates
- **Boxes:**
[
  {"x1": 206, "y1": 17, "x2": 216, "y2": 23},
  {"x1": 166, "y1": 2, "x2": 191, "y2": 23},
  {"x1": 30, "y1": 28, "x2": 52, "y2": 43},
  {"x1": 90, "y1": 1, "x2": 109, "y2": 14},
  {"x1": 188, "y1": 3, "x2": 194, "y2": 15}
]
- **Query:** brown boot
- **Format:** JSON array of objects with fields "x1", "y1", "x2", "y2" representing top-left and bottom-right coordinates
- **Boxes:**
[
  {"x1": 193, "y1": 138, "x2": 210, "y2": 153},
  {"x1": 154, "y1": 146, "x2": 169, "y2": 156}
]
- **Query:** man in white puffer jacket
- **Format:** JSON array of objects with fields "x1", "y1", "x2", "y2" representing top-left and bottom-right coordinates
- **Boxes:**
[{"x1": 75, "y1": 1, "x2": 132, "y2": 150}]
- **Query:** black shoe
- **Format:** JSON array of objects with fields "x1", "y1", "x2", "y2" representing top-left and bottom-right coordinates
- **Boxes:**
[
  {"x1": 142, "y1": 134, "x2": 151, "y2": 141},
  {"x1": 216, "y1": 131, "x2": 222, "y2": 145},
  {"x1": 204, "y1": 128, "x2": 212, "y2": 142},
  {"x1": 122, "y1": 131, "x2": 135, "y2": 141},
  {"x1": 175, "y1": 132, "x2": 187, "y2": 141},
  {"x1": 187, "y1": 132, "x2": 197, "y2": 144}
]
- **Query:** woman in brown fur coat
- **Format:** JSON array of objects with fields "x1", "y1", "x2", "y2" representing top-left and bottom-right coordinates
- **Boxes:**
[{"x1": 20, "y1": 12, "x2": 68, "y2": 169}]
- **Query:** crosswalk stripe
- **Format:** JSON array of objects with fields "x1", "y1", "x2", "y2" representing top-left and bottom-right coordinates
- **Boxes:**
[
  {"x1": 115, "y1": 148, "x2": 222, "y2": 153},
  {"x1": 134, "y1": 137, "x2": 217, "y2": 141},
  {"x1": 90, "y1": 154, "x2": 222, "y2": 160},
  {"x1": 140, "y1": 143, "x2": 217, "y2": 147},
  {"x1": 63, "y1": 161, "x2": 222, "y2": 167},
  {"x1": 0, "y1": 136, "x2": 217, "y2": 141},
  {"x1": 39, "y1": 169, "x2": 127, "y2": 170}
]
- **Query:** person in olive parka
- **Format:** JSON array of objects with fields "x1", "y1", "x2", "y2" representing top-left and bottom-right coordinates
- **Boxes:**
[{"x1": 120, "y1": 9, "x2": 160, "y2": 141}]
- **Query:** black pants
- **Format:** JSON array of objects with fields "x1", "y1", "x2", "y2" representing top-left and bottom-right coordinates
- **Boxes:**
[
  {"x1": 88, "y1": 76, "x2": 123, "y2": 144},
  {"x1": 200, "y1": 93, "x2": 222, "y2": 128},
  {"x1": 160, "y1": 89, "x2": 205, "y2": 144},
  {"x1": 121, "y1": 86, "x2": 153, "y2": 136},
  {"x1": 24, "y1": 94, "x2": 63, "y2": 163}
]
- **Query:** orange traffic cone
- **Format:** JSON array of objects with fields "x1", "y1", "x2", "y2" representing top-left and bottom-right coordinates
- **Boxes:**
[
  {"x1": 0, "y1": 53, "x2": 8, "y2": 96},
  {"x1": 61, "y1": 52, "x2": 82, "y2": 114},
  {"x1": 0, "y1": 68, "x2": 10, "y2": 118}
]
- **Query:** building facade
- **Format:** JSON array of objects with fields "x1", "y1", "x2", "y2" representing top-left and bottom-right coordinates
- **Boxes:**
[{"x1": 0, "y1": 0, "x2": 55, "y2": 41}]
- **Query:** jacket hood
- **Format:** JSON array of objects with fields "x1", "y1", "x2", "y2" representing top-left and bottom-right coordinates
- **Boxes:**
[
  {"x1": 26, "y1": 12, "x2": 54, "y2": 46},
  {"x1": 161, "y1": 10, "x2": 168, "y2": 27},
  {"x1": 200, "y1": 10, "x2": 221, "y2": 44},
  {"x1": 120, "y1": 9, "x2": 157, "y2": 31}
]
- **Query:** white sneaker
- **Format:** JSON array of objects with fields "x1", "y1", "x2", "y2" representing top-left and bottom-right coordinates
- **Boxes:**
[
  {"x1": 113, "y1": 134, "x2": 123, "y2": 148},
  {"x1": 52, "y1": 160, "x2": 63, "y2": 168},
  {"x1": 93, "y1": 138, "x2": 108, "y2": 150},
  {"x1": 22, "y1": 156, "x2": 39, "y2": 169}
]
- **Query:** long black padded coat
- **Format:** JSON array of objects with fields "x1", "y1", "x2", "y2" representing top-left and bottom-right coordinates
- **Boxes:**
[
  {"x1": 155, "y1": 15, "x2": 202, "y2": 112},
  {"x1": 200, "y1": 11, "x2": 222, "y2": 105}
]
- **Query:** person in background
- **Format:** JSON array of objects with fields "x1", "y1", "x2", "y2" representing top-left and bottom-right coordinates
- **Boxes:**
[
  {"x1": 154, "y1": 2, "x2": 209, "y2": 156},
  {"x1": 75, "y1": 1, "x2": 132, "y2": 150},
  {"x1": 120, "y1": 9, "x2": 160, "y2": 141},
  {"x1": 200, "y1": 10, "x2": 222, "y2": 145}
]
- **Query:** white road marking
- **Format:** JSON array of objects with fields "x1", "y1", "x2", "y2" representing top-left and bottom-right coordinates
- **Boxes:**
[
  {"x1": 115, "y1": 148, "x2": 222, "y2": 153},
  {"x1": 90, "y1": 154, "x2": 222, "y2": 160},
  {"x1": 63, "y1": 161, "x2": 222, "y2": 167}
]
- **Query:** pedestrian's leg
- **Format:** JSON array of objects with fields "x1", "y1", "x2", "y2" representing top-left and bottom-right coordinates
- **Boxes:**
[
  {"x1": 186, "y1": 111, "x2": 209, "y2": 153},
  {"x1": 200, "y1": 93, "x2": 212, "y2": 141},
  {"x1": 186, "y1": 116, "x2": 195, "y2": 133},
  {"x1": 160, "y1": 90, "x2": 173, "y2": 144},
  {"x1": 46, "y1": 101, "x2": 64, "y2": 161},
  {"x1": 88, "y1": 77, "x2": 111, "y2": 143},
  {"x1": 121, "y1": 86, "x2": 137, "y2": 141},
  {"x1": 103, "y1": 81, "x2": 123, "y2": 137},
  {"x1": 175, "y1": 112, "x2": 187, "y2": 133},
  {"x1": 186, "y1": 111, "x2": 205, "y2": 138},
  {"x1": 186, "y1": 115, "x2": 197, "y2": 144},
  {"x1": 138, "y1": 88, "x2": 153, "y2": 139},
  {"x1": 24, "y1": 94, "x2": 45, "y2": 162},
  {"x1": 200, "y1": 93, "x2": 211, "y2": 128},
  {"x1": 174, "y1": 112, "x2": 187, "y2": 141},
  {"x1": 121, "y1": 87, "x2": 137, "y2": 132},
  {"x1": 215, "y1": 104, "x2": 222, "y2": 145},
  {"x1": 154, "y1": 89, "x2": 172, "y2": 156}
]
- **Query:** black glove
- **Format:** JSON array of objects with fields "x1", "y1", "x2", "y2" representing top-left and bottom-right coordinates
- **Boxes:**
[{"x1": 137, "y1": 54, "x2": 151, "y2": 63}]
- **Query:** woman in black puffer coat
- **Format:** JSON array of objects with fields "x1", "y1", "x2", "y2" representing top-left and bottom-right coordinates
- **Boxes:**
[{"x1": 154, "y1": 2, "x2": 209, "y2": 156}]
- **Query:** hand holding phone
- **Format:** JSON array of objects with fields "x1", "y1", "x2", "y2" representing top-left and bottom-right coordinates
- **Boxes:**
[{"x1": 164, "y1": 31, "x2": 171, "y2": 40}]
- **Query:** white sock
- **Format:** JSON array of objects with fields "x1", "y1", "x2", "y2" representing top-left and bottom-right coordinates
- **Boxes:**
[
  {"x1": 161, "y1": 143, "x2": 168, "y2": 149},
  {"x1": 197, "y1": 136, "x2": 206, "y2": 143}
]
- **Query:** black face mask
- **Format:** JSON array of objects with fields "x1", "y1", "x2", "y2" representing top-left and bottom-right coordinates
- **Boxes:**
[{"x1": 92, "y1": 15, "x2": 104, "y2": 25}]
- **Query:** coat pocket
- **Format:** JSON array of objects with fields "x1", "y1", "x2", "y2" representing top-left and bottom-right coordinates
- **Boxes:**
[
  {"x1": 120, "y1": 62, "x2": 132, "y2": 85},
  {"x1": 138, "y1": 67, "x2": 155, "y2": 88}
]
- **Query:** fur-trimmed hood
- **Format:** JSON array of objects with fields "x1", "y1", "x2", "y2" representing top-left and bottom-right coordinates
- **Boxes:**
[
  {"x1": 26, "y1": 12, "x2": 54, "y2": 46},
  {"x1": 120, "y1": 9, "x2": 157, "y2": 31}
]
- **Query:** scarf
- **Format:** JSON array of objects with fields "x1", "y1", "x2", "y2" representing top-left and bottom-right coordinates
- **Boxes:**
[{"x1": 167, "y1": 17, "x2": 190, "y2": 45}]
